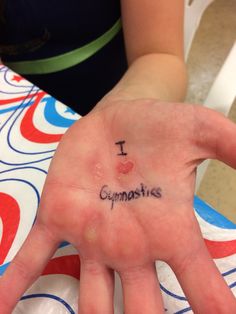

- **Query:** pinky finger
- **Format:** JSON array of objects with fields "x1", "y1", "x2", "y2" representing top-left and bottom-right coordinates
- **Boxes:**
[{"x1": 0, "y1": 222, "x2": 59, "y2": 313}]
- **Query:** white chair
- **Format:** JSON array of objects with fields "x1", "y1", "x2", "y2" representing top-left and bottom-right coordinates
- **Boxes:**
[
  {"x1": 183, "y1": 1, "x2": 236, "y2": 190},
  {"x1": 203, "y1": 41, "x2": 236, "y2": 115},
  {"x1": 196, "y1": 42, "x2": 236, "y2": 190},
  {"x1": 184, "y1": 0, "x2": 214, "y2": 59}
]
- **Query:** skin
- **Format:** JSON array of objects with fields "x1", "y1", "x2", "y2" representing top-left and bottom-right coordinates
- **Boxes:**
[
  {"x1": 1, "y1": 0, "x2": 235, "y2": 313},
  {"x1": 1, "y1": 99, "x2": 236, "y2": 314}
]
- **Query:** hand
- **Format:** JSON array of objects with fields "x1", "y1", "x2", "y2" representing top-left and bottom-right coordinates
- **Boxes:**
[{"x1": 0, "y1": 99, "x2": 236, "y2": 314}]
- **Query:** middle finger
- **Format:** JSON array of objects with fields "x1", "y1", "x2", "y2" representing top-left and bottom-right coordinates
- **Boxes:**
[
  {"x1": 119, "y1": 262, "x2": 164, "y2": 314},
  {"x1": 79, "y1": 258, "x2": 114, "y2": 313}
]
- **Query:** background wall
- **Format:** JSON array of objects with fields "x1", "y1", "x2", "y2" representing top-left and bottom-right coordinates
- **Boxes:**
[{"x1": 186, "y1": 0, "x2": 236, "y2": 223}]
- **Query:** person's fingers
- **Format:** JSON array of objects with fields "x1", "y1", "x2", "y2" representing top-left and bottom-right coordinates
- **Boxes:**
[
  {"x1": 79, "y1": 259, "x2": 114, "y2": 314},
  {"x1": 119, "y1": 262, "x2": 164, "y2": 314},
  {"x1": 0, "y1": 222, "x2": 59, "y2": 313},
  {"x1": 170, "y1": 240, "x2": 236, "y2": 313},
  {"x1": 195, "y1": 106, "x2": 236, "y2": 168}
]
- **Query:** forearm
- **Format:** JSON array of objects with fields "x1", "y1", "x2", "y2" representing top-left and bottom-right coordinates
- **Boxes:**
[{"x1": 100, "y1": 53, "x2": 188, "y2": 107}]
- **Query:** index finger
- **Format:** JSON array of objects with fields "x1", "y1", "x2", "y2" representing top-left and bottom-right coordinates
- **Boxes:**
[{"x1": 0, "y1": 222, "x2": 59, "y2": 313}]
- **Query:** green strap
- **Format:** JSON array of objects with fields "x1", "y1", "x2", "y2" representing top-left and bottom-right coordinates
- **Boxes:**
[{"x1": 4, "y1": 19, "x2": 121, "y2": 75}]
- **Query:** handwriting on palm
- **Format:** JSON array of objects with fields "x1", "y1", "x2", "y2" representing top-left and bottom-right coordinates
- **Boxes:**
[
  {"x1": 1, "y1": 99, "x2": 236, "y2": 313},
  {"x1": 41, "y1": 100, "x2": 201, "y2": 261}
]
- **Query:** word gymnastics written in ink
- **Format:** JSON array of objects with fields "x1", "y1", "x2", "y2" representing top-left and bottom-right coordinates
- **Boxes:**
[{"x1": 99, "y1": 183, "x2": 162, "y2": 209}]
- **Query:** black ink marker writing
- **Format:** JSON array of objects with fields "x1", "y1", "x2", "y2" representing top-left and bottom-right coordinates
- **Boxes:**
[
  {"x1": 115, "y1": 140, "x2": 127, "y2": 156},
  {"x1": 99, "y1": 183, "x2": 162, "y2": 210}
]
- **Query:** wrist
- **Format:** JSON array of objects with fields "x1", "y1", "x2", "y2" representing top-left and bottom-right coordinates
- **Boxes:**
[
  {"x1": 91, "y1": 52, "x2": 187, "y2": 113},
  {"x1": 117, "y1": 53, "x2": 187, "y2": 101}
]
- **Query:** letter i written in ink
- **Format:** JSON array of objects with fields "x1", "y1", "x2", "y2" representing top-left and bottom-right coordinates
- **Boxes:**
[{"x1": 115, "y1": 140, "x2": 127, "y2": 156}]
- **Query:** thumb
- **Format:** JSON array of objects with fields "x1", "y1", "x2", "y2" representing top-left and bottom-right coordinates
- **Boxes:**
[{"x1": 195, "y1": 105, "x2": 236, "y2": 168}]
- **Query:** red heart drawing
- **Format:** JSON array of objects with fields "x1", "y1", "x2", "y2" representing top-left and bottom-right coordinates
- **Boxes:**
[{"x1": 117, "y1": 161, "x2": 134, "y2": 174}]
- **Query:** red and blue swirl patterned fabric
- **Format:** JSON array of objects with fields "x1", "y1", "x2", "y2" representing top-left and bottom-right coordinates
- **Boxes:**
[
  {"x1": 0, "y1": 65, "x2": 235, "y2": 313},
  {"x1": 159, "y1": 196, "x2": 236, "y2": 313}
]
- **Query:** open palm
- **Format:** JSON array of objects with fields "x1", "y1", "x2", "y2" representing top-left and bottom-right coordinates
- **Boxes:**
[{"x1": 0, "y1": 99, "x2": 236, "y2": 313}]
